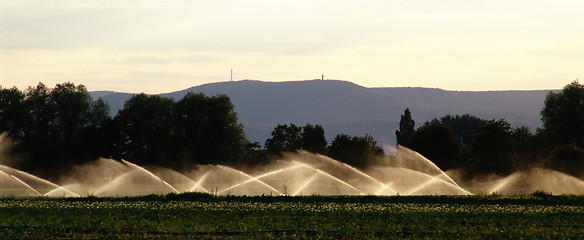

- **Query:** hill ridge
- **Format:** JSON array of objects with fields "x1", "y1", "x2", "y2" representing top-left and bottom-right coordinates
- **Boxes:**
[{"x1": 91, "y1": 80, "x2": 553, "y2": 148}]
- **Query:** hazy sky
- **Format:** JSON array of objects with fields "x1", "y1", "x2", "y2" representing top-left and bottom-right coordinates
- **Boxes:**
[{"x1": 1, "y1": 1, "x2": 582, "y2": 93}]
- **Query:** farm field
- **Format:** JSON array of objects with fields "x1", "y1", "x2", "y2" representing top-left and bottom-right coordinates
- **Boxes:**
[{"x1": 1, "y1": 193, "x2": 584, "y2": 239}]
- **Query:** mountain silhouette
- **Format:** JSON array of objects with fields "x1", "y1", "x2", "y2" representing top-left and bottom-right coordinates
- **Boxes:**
[{"x1": 91, "y1": 80, "x2": 553, "y2": 149}]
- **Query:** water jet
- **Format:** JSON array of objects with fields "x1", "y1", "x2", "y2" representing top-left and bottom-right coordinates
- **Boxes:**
[{"x1": 2, "y1": 147, "x2": 584, "y2": 197}]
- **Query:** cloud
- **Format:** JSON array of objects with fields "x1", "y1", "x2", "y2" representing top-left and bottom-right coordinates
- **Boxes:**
[
  {"x1": 108, "y1": 54, "x2": 223, "y2": 65},
  {"x1": 110, "y1": 57, "x2": 171, "y2": 65},
  {"x1": 0, "y1": 1, "x2": 375, "y2": 52},
  {"x1": 0, "y1": 30, "x2": 34, "y2": 46},
  {"x1": 173, "y1": 55, "x2": 223, "y2": 63},
  {"x1": 131, "y1": 71, "x2": 197, "y2": 80}
]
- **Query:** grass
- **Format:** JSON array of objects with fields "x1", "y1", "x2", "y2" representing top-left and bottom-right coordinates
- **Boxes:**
[{"x1": 1, "y1": 192, "x2": 584, "y2": 239}]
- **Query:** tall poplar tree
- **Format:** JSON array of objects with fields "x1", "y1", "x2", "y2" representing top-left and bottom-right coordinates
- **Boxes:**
[{"x1": 395, "y1": 108, "x2": 415, "y2": 146}]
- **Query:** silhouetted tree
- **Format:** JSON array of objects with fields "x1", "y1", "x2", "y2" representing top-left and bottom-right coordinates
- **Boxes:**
[
  {"x1": 327, "y1": 134, "x2": 384, "y2": 169},
  {"x1": 0, "y1": 87, "x2": 25, "y2": 133},
  {"x1": 510, "y1": 126, "x2": 535, "y2": 171},
  {"x1": 467, "y1": 119, "x2": 515, "y2": 175},
  {"x1": 543, "y1": 143, "x2": 584, "y2": 177},
  {"x1": 407, "y1": 124, "x2": 461, "y2": 170},
  {"x1": 0, "y1": 86, "x2": 27, "y2": 166},
  {"x1": 425, "y1": 114, "x2": 488, "y2": 145},
  {"x1": 49, "y1": 83, "x2": 112, "y2": 162},
  {"x1": 396, "y1": 108, "x2": 415, "y2": 146},
  {"x1": 174, "y1": 93, "x2": 248, "y2": 166},
  {"x1": 301, "y1": 124, "x2": 327, "y2": 154},
  {"x1": 264, "y1": 123, "x2": 302, "y2": 155},
  {"x1": 113, "y1": 92, "x2": 251, "y2": 169},
  {"x1": 1, "y1": 83, "x2": 112, "y2": 178},
  {"x1": 113, "y1": 94, "x2": 176, "y2": 166},
  {"x1": 540, "y1": 81, "x2": 584, "y2": 148}
]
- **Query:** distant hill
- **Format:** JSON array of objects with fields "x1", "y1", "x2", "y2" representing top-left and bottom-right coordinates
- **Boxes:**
[{"x1": 91, "y1": 80, "x2": 554, "y2": 150}]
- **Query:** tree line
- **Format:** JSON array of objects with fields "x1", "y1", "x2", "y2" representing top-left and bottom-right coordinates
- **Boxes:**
[
  {"x1": 0, "y1": 82, "x2": 383, "y2": 179},
  {"x1": 263, "y1": 123, "x2": 383, "y2": 169},
  {"x1": 396, "y1": 81, "x2": 584, "y2": 178}
]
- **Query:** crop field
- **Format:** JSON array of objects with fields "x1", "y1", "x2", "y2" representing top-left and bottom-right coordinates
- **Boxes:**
[{"x1": 1, "y1": 193, "x2": 584, "y2": 239}]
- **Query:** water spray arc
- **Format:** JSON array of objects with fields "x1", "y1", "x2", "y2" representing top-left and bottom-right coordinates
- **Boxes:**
[
  {"x1": 9, "y1": 175, "x2": 43, "y2": 196},
  {"x1": 2, "y1": 147, "x2": 583, "y2": 197},
  {"x1": 216, "y1": 165, "x2": 283, "y2": 195},
  {"x1": 121, "y1": 159, "x2": 180, "y2": 194}
]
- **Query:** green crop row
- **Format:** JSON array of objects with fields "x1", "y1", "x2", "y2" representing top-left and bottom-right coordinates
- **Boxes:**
[{"x1": 1, "y1": 193, "x2": 584, "y2": 239}]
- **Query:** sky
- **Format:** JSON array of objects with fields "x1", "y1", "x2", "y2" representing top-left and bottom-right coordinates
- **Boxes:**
[{"x1": 1, "y1": 0, "x2": 583, "y2": 94}]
